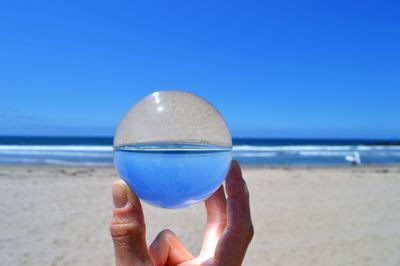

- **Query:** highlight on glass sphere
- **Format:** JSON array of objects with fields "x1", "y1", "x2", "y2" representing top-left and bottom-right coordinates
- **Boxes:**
[{"x1": 113, "y1": 90, "x2": 232, "y2": 209}]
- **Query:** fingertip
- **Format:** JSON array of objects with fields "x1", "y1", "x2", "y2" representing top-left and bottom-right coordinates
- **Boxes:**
[
  {"x1": 111, "y1": 179, "x2": 144, "y2": 226},
  {"x1": 227, "y1": 160, "x2": 243, "y2": 181},
  {"x1": 229, "y1": 160, "x2": 243, "y2": 177},
  {"x1": 205, "y1": 185, "x2": 227, "y2": 222},
  {"x1": 205, "y1": 185, "x2": 225, "y2": 203},
  {"x1": 231, "y1": 160, "x2": 240, "y2": 169},
  {"x1": 112, "y1": 180, "x2": 128, "y2": 208},
  {"x1": 113, "y1": 179, "x2": 141, "y2": 206},
  {"x1": 226, "y1": 160, "x2": 248, "y2": 198}
]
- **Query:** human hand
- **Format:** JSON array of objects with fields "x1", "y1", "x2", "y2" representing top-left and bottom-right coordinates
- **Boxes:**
[{"x1": 110, "y1": 160, "x2": 253, "y2": 266}]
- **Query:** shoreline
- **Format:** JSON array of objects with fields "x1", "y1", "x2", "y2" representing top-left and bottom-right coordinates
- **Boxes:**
[{"x1": 1, "y1": 163, "x2": 400, "y2": 171}]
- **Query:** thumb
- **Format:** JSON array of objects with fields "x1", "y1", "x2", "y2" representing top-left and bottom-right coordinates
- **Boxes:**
[{"x1": 110, "y1": 180, "x2": 152, "y2": 266}]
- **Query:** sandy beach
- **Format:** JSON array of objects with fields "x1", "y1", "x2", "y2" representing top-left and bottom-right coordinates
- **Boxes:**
[{"x1": 1, "y1": 166, "x2": 400, "y2": 266}]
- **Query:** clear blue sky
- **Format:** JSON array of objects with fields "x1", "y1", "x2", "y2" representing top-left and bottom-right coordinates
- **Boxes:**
[{"x1": 1, "y1": 0, "x2": 399, "y2": 139}]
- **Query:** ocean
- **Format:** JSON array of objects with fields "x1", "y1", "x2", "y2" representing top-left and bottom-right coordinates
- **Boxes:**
[{"x1": 0, "y1": 136, "x2": 399, "y2": 167}]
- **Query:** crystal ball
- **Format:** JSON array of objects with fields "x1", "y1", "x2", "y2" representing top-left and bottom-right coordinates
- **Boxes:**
[{"x1": 113, "y1": 90, "x2": 232, "y2": 209}]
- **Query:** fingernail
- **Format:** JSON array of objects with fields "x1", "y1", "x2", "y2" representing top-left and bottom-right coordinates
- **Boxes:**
[{"x1": 112, "y1": 180, "x2": 128, "y2": 208}]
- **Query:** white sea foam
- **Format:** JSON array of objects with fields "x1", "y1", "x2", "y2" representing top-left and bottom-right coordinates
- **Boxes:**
[
  {"x1": 1, "y1": 144, "x2": 399, "y2": 153},
  {"x1": 40, "y1": 159, "x2": 112, "y2": 166},
  {"x1": 233, "y1": 145, "x2": 355, "y2": 151},
  {"x1": 0, "y1": 145, "x2": 113, "y2": 151},
  {"x1": 233, "y1": 145, "x2": 400, "y2": 152},
  {"x1": 0, "y1": 144, "x2": 399, "y2": 166},
  {"x1": 0, "y1": 156, "x2": 113, "y2": 166},
  {"x1": 232, "y1": 152, "x2": 277, "y2": 157},
  {"x1": 0, "y1": 150, "x2": 113, "y2": 157}
]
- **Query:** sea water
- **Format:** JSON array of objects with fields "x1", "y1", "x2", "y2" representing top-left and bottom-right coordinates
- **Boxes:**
[{"x1": 114, "y1": 144, "x2": 232, "y2": 209}]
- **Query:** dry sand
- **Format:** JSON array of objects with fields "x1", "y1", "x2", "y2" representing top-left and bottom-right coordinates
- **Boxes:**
[{"x1": 1, "y1": 166, "x2": 400, "y2": 266}]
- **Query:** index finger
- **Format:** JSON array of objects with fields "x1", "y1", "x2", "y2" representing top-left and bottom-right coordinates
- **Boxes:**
[
  {"x1": 199, "y1": 186, "x2": 227, "y2": 260},
  {"x1": 213, "y1": 161, "x2": 254, "y2": 266}
]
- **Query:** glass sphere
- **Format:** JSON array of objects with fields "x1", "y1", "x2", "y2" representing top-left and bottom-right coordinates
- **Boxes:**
[{"x1": 113, "y1": 90, "x2": 232, "y2": 209}]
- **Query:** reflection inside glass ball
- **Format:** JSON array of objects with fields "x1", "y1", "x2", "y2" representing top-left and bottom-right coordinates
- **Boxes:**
[{"x1": 113, "y1": 91, "x2": 232, "y2": 209}]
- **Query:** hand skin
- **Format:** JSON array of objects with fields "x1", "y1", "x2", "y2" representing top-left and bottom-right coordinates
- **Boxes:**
[{"x1": 110, "y1": 161, "x2": 254, "y2": 266}]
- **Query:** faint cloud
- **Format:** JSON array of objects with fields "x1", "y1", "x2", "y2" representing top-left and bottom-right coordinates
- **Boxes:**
[
  {"x1": 0, "y1": 104, "x2": 44, "y2": 125},
  {"x1": 0, "y1": 113, "x2": 43, "y2": 124}
]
